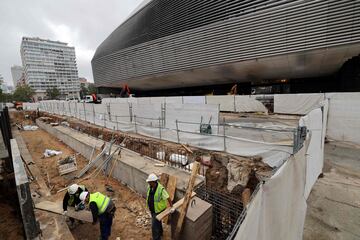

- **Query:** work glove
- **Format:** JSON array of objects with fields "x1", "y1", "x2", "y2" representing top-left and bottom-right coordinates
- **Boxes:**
[
  {"x1": 75, "y1": 202, "x2": 85, "y2": 211},
  {"x1": 63, "y1": 210, "x2": 67, "y2": 215},
  {"x1": 170, "y1": 208, "x2": 175, "y2": 214}
]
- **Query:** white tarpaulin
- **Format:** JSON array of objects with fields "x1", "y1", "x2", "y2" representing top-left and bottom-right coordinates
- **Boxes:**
[
  {"x1": 206, "y1": 95, "x2": 235, "y2": 112},
  {"x1": 110, "y1": 102, "x2": 131, "y2": 121},
  {"x1": 133, "y1": 103, "x2": 162, "y2": 126},
  {"x1": 235, "y1": 96, "x2": 267, "y2": 113},
  {"x1": 299, "y1": 102, "x2": 328, "y2": 198},
  {"x1": 165, "y1": 103, "x2": 219, "y2": 132},
  {"x1": 165, "y1": 96, "x2": 183, "y2": 104},
  {"x1": 235, "y1": 147, "x2": 307, "y2": 240},
  {"x1": 23, "y1": 102, "x2": 39, "y2": 110},
  {"x1": 183, "y1": 96, "x2": 206, "y2": 104},
  {"x1": 326, "y1": 92, "x2": 360, "y2": 145},
  {"x1": 274, "y1": 93, "x2": 325, "y2": 115}
]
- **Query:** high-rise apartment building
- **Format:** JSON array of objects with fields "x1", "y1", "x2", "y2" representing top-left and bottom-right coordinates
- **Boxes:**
[
  {"x1": 20, "y1": 37, "x2": 80, "y2": 100},
  {"x1": 11, "y1": 65, "x2": 24, "y2": 87}
]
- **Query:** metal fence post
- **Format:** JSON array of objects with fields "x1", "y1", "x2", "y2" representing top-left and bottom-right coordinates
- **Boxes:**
[
  {"x1": 83, "y1": 102, "x2": 86, "y2": 122},
  {"x1": 158, "y1": 117, "x2": 162, "y2": 139},
  {"x1": 92, "y1": 104, "x2": 96, "y2": 124},
  {"x1": 233, "y1": 95, "x2": 236, "y2": 112},
  {"x1": 129, "y1": 103, "x2": 133, "y2": 122},
  {"x1": 103, "y1": 110, "x2": 106, "y2": 128},
  {"x1": 176, "y1": 119, "x2": 180, "y2": 143},
  {"x1": 223, "y1": 117, "x2": 226, "y2": 151},
  {"x1": 116, "y1": 115, "x2": 119, "y2": 131},
  {"x1": 218, "y1": 104, "x2": 220, "y2": 135},
  {"x1": 68, "y1": 102, "x2": 71, "y2": 116},
  {"x1": 134, "y1": 115, "x2": 137, "y2": 133}
]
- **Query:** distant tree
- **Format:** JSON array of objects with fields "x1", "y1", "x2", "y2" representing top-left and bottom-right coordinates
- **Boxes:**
[
  {"x1": 0, "y1": 93, "x2": 13, "y2": 103},
  {"x1": 87, "y1": 83, "x2": 97, "y2": 94},
  {"x1": 12, "y1": 85, "x2": 34, "y2": 102},
  {"x1": 46, "y1": 87, "x2": 61, "y2": 100},
  {"x1": 80, "y1": 83, "x2": 88, "y2": 98}
]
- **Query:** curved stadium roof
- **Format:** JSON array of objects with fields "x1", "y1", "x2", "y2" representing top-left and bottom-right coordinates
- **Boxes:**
[{"x1": 92, "y1": 0, "x2": 360, "y2": 90}]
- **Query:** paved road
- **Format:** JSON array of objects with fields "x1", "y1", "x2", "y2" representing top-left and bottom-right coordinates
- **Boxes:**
[{"x1": 304, "y1": 143, "x2": 360, "y2": 240}]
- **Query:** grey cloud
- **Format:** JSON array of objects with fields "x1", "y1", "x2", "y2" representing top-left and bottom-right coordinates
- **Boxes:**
[{"x1": 0, "y1": 0, "x2": 143, "y2": 85}]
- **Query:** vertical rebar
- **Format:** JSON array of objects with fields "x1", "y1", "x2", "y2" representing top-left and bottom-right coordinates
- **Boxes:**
[{"x1": 176, "y1": 119, "x2": 180, "y2": 143}]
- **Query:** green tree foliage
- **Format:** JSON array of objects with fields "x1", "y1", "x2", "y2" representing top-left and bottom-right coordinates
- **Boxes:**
[
  {"x1": 80, "y1": 83, "x2": 97, "y2": 98},
  {"x1": 12, "y1": 85, "x2": 35, "y2": 102},
  {"x1": 87, "y1": 83, "x2": 97, "y2": 94},
  {"x1": 80, "y1": 83, "x2": 88, "y2": 98},
  {"x1": 46, "y1": 87, "x2": 61, "y2": 100}
]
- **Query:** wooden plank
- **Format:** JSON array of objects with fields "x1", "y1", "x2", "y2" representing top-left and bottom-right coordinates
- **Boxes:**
[
  {"x1": 181, "y1": 144, "x2": 193, "y2": 154},
  {"x1": 164, "y1": 175, "x2": 177, "y2": 224},
  {"x1": 156, "y1": 192, "x2": 196, "y2": 221},
  {"x1": 160, "y1": 173, "x2": 169, "y2": 187},
  {"x1": 174, "y1": 161, "x2": 200, "y2": 240},
  {"x1": 35, "y1": 201, "x2": 93, "y2": 223},
  {"x1": 242, "y1": 188, "x2": 251, "y2": 207}
]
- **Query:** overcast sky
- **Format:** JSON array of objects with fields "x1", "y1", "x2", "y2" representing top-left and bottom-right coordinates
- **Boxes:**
[{"x1": 0, "y1": 0, "x2": 143, "y2": 86}]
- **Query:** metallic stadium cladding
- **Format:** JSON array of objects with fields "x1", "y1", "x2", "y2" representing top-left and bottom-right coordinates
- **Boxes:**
[{"x1": 92, "y1": 0, "x2": 360, "y2": 91}]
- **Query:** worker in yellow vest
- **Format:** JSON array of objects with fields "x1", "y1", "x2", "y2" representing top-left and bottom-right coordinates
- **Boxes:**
[
  {"x1": 79, "y1": 191, "x2": 116, "y2": 240},
  {"x1": 146, "y1": 173, "x2": 174, "y2": 240}
]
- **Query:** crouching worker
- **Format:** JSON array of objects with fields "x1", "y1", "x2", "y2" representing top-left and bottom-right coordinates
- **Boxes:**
[
  {"x1": 146, "y1": 173, "x2": 174, "y2": 240},
  {"x1": 79, "y1": 191, "x2": 116, "y2": 240},
  {"x1": 63, "y1": 184, "x2": 88, "y2": 228}
]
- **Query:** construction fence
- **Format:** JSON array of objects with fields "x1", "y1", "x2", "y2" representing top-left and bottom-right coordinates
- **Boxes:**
[{"x1": 28, "y1": 100, "x2": 302, "y2": 168}]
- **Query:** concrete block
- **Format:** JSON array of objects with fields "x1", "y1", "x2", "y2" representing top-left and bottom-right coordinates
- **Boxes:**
[{"x1": 171, "y1": 197, "x2": 213, "y2": 240}]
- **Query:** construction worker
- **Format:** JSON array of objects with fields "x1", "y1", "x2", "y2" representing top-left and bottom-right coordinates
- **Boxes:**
[
  {"x1": 146, "y1": 173, "x2": 174, "y2": 240},
  {"x1": 62, "y1": 184, "x2": 88, "y2": 227},
  {"x1": 79, "y1": 191, "x2": 116, "y2": 240}
]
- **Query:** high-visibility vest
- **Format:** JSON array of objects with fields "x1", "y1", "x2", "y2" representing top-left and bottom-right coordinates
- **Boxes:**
[
  {"x1": 68, "y1": 185, "x2": 86, "y2": 206},
  {"x1": 146, "y1": 183, "x2": 167, "y2": 214},
  {"x1": 89, "y1": 192, "x2": 110, "y2": 215}
]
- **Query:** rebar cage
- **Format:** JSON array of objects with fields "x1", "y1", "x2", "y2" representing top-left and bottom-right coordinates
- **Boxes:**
[{"x1": 195, "y1": 184, "x2": 245, "y2": 240}]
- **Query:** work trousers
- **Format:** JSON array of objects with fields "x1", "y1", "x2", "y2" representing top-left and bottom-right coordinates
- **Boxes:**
[
  {"x1": 151, "y1": 213, "x2": 163, "y2": 240},
  {"x1": 99, "y1": 212, "x2": 113, "y2": 240}
]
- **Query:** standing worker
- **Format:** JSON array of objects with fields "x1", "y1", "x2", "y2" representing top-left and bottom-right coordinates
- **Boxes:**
[
  {"x1": 79, "y1": 191, "x2": 116, "y2": 240},
  {"x1": 146, "y1": 173, "x2": 174, "y2": 240},
  {"x1": 63, "y1": 184, "x2": 88, "y2": 228}
]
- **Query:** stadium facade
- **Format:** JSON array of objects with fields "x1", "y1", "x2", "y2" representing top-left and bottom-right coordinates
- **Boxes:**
[{"x1": 92, "y1": 0, "x2": 360, "y2": 95}]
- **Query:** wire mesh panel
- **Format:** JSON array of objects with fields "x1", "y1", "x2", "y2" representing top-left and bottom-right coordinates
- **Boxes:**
[{"x1": 195, "y1": 184, "x2": 244, "y2": 240}]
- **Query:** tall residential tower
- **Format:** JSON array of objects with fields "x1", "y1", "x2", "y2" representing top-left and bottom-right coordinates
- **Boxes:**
[
  {"x1": 20, "y1": 37, "x2": 80, "y2": 100},
  {"x1": 10, "y1": 65, "x2": 24, "y2": 87}
]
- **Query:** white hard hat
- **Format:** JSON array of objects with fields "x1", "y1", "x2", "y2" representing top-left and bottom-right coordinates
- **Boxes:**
[
  {"x1": 68, "y1": 184, "x2": 79, "y2": 195},
  {"x1": 79, "y1": 191, "x2": 89, "y2": 202},
  {"x1": 146, "y1": 173, "x2": 158, "y2": 182}
]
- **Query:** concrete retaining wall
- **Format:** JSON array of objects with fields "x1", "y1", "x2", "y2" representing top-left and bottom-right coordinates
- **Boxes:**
[{"x1": 36, "y1": 119, "x2": 204, "y2": 200}]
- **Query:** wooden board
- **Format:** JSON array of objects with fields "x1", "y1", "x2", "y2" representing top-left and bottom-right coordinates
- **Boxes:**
[
  {"x1": 35, "y1": 201, "x2": 93, "y2": 223},
  {"x1": 156, "y1": 192, "x2": 196, "y2": 221},
  {"x1": 174, "y1": 162, "x2": 200, "y2": 239},
  {"x1": 164, "y1": 175, "x2": 177, "y2": 224},
  {"x1": 160, "y1": 173, "x2": 169, "y2": 187}
]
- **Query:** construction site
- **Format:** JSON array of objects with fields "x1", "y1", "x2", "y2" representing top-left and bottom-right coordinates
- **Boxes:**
[
  {"x1": 3, "y1": 91, "x2": 359, "y2": 240},
  {"x1": 1, "y1": 1, "x2": 360, "y2": 239}
]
